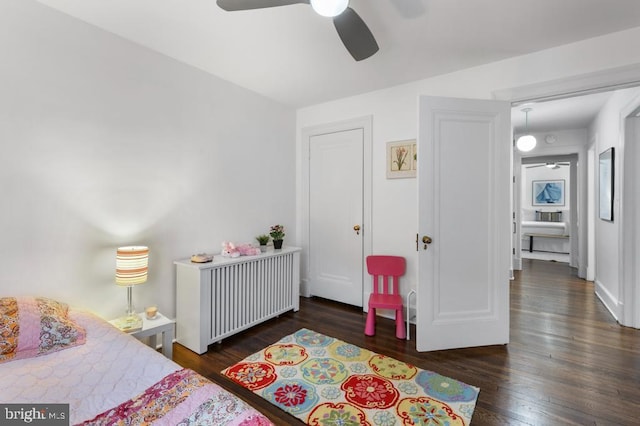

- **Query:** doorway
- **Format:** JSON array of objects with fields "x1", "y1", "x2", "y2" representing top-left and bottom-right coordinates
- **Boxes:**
[
  {"x1": 509, "y1": 92, "x2": 609, "y2": 279},
  {"x1": 505, "y1": 80, "x2": 640, "y2": 328},
  {"x1": 519, "y1": 154, "x2": 577, "y2": 265}
]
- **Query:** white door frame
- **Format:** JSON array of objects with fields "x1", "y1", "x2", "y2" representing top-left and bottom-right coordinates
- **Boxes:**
[
  {"x1": 300, "y1": 116, "x2": 373, "y2": 300},
  {"x1": 619, "y1": 96, "x2": 640, "y2": 328},
  {"x1": 495, "y1": 64, "x2": 640, "y2": 327},
  {"x1": 587, "y1": 143, "x2": 596, "y2": 282},
  {"x1": 512, "y1": 150, "x2": 522, "y2": 273}
]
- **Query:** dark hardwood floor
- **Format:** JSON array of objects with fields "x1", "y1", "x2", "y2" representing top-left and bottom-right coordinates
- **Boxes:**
[{"x1": 173, "y1": 259, "x2": 640, "y2": 425}]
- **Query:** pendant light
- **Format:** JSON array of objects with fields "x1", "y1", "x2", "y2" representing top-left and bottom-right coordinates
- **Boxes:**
[{"x1": 516, "y1": 107, "x2": 537, "y2": 152}]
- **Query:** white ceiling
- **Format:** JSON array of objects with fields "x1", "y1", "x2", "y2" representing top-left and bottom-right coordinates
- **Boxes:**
[
  {"x1": 35, "y1": 0, "x2": 640, "y2": 130},
  {"x1": 511, "y1": 91, "x2": 614, "y2": 134}
]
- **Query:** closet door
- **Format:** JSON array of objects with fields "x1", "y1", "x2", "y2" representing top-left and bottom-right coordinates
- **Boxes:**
[{"x1": 309, "y1": 128, "x2": 364, "y2": 307}]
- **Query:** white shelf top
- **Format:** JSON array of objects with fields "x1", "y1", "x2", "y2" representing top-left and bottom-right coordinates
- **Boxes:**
[{"x1": 174, "y1": 245, "x2": 301, "y2": 270}]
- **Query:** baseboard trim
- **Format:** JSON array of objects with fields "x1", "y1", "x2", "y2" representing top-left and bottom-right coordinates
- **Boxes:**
[{"x1": 594, "y1": 279, "x2": 621, "y2": 322}]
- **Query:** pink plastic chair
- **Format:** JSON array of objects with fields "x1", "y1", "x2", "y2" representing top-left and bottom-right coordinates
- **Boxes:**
[{"x1": 365, "y1": 255, "x2": 406, "y2": 339}]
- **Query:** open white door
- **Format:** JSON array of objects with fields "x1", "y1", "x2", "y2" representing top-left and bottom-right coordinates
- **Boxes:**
[{"x1": 416, "y1": 96, "x2": 511, "y2": 352}]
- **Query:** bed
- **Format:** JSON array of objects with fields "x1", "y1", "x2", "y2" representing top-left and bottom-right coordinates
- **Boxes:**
[
  {"x1": 0, "y1": 297, "x2": 272, "y2": 425},
  {"x1": 521, "y1": 210, "x2": 570, "y2": 254},
  {"x1": 521, "y1": 220, "x2": 568, "y2": 236}
]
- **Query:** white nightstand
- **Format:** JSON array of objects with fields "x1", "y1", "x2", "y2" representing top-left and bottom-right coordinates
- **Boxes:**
[{"x1": 110, "y1": 313, "x2": 175, "y2": 359}]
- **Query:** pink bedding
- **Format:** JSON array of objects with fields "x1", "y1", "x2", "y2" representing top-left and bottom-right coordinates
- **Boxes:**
[
  {"x1": 0, "y1": 308, "x2": 272, "y2": 425},
  {"x1": 0, "y1": 297, "x2": 86, "y2": 363},
  {"x1": 80, "y1": 368, "x2": 271, "y2": 426}
]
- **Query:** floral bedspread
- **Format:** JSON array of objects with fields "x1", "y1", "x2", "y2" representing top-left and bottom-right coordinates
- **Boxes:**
[{"x1": 79, "y1": 368, "x2": 273, "y2": 426}]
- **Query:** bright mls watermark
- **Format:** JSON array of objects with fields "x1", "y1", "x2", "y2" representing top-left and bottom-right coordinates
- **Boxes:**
[{"x1": 0, "y1": 404, "x2": 68, "y2": 425}]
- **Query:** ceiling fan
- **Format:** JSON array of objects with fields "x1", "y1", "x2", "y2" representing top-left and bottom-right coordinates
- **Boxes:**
[
  {"x1": 526, "y1": 162, "x2": 570, "y2": 170},
  {"x1": 216, "y1": 0, "x2": 379, "y2": 61}
]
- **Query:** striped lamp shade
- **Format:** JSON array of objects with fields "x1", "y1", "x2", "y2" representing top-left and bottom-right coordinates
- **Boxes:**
[{"x1": 116, "y1": 246, "x2": 149, "y2": 286}]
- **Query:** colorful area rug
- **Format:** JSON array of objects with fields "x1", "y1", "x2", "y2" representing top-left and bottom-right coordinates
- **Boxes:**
[{"x1": 222, "y1": 329, "x2": 479, "y2": 425}]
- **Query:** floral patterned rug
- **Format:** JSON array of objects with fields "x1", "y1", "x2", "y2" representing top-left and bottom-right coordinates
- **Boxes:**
[{"x1": 222, "y1": 329, "x2": 479, "y2": 425}]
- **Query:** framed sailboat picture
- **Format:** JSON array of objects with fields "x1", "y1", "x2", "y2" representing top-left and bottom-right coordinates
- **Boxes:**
[{"x1": 532, "y1": 180, "x2": 565, "y2": 206}]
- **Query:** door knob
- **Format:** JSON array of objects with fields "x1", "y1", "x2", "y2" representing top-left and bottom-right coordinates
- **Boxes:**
[
  {"x1": 422, "y1": 235, "x2": 432, "y2": 250},
  {"x1": 353, "y1": 225, "x2": 361, "y2": 235}
]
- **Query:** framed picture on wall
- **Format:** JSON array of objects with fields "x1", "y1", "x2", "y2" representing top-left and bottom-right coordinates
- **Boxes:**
[
  {"x1": 532, "y1": 180, "x2": 565, "y2": 206},
  {"x1": 599, "y1": 147, "x2": 614, "y2": 221},
  {"x1": 386, "y1": 139, "x2": 417, "y2": 179}
]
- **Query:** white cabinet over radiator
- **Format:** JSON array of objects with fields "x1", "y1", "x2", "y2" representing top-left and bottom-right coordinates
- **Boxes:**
[{"x1": 175, "y1": 247, "x2": 301, "y2": 354}]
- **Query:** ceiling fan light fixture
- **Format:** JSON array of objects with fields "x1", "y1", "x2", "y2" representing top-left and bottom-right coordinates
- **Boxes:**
[
  {"x1": 545, "y1": 162, "x2": 558, "y2": 169},
  {"x1": 310, "y1": 0, "x2": 349, "y2": 17}
]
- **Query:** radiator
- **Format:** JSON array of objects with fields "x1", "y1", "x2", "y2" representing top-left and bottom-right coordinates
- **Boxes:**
[{"x1": 175, "y1": 247, "x2": 301, "y2": 354}]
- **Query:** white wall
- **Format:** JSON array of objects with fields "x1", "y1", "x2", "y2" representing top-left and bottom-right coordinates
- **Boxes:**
[
  {"x1": 588, "y1": 87, "x2": 640, "y2": 318},
  {"x1": 296, "y1": 27, "x2": 640, "y2": 308},
  {"x1": 0, "y1": 1, "x2": 295, "y2": 319}
]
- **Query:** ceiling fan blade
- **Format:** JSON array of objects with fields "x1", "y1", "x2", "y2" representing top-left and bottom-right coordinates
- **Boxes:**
[
  {"x1": 526, "y1": 165, "x2": 545, "y2": 169},
  {"x1": 333, "y1": 7, "x2": 379, "y2": 61},
  {"x1": 216, "y1": 0, "x2": 309, "y2": 11}
]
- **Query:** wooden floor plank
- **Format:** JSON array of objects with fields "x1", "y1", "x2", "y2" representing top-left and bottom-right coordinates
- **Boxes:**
[{"x1": 173, "y1": 259, "x2": 640, "y2": 425}]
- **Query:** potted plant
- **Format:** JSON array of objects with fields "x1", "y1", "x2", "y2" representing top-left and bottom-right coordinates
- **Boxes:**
[
  {"x1": 269, "y1": 224, "x2": 285, "y2": 249},
  {"x1": 256, "y1": 234, "x2": 270, "y2": 253}
]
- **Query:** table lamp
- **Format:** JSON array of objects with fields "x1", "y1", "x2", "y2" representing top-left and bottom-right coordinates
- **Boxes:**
[{"x1": 114, "y1": 246, "x2": 148, "y2": 331}]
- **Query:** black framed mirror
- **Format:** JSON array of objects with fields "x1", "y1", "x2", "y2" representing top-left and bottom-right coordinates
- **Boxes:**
[{"x1": 599, "y1": 147, "x2": 614, "y2": 221}]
